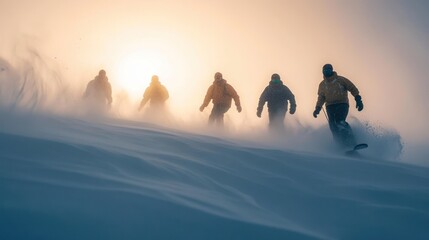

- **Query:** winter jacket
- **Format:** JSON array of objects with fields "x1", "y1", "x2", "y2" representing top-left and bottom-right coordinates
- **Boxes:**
[
  {"x1": 84, "y1": 76, "x2": 112, "y2": 104},
  {"x1": 316, "y1": 72, "x2": 359, "y2": 108},
  {"x1": 258, "y1": 80, "x2": 296, "y2": 113},
  {"x1": 201, "y1": 79, "x2": 241, "y2": 109},
  {"x1": 140, "y1": 81, "x2": 169, "y2": 107}
]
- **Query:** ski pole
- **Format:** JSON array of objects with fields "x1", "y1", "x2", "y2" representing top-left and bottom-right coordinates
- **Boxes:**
[{"x1": 322, "y1": 107, "x2": 328, "y2": 122}]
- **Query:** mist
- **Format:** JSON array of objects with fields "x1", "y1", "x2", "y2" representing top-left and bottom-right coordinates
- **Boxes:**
[{"x1": 1, "y1": 0, "x2": 428, "y2": 162}]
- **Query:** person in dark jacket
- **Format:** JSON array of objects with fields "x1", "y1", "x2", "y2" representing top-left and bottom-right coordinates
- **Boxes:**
[
  {"x1": 200, "y1": 72, "x2": 242, "y2": 126},
  {"x1": 83, "y1": 69, "x2": 112, "y2": 109},
  {"x1": 257, "y1": 73, "x2": 296, "y2": 130},
  {"x1": 313, "y1": 64, "x2": 364, "y2": 147}
]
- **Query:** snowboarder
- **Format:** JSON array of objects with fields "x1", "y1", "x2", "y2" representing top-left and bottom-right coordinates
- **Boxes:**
[
  {"x1": 257, "y1": 73, "x2": 296, "y2": 130},
  {"x1": 313, "y1": 64, "x2": 364, "y2": 147},
  {"x1": 83, "y1": 69, "x2": 112, "y2": 109},
  {"x1": 138, "y1": 75, "x2": 169, "y2": 112},
  {"x1": 200, "y1": 72, "x2": 242, "y2": 126}
]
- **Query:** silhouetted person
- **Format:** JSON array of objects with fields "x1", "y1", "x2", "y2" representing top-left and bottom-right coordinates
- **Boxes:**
[
  {"x1": 200, "y1": 72, "x2": 242, "y2": 126},
  {"x1": 83, "y1": 69, "x2": 112, "y2": 109},
  {"x1": 313, "y1": 64, "x2": 364, "y2": 147},
  {"x1": 257, "y1": 73, "x2": 296, "y2": 130},
  {"x1": 138, "y1": 75, "x2": 169, "y2": 112}
]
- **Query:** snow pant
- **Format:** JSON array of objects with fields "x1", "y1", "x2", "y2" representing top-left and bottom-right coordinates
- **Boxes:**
[
  {"x1": 209, "y1": 104, "x2": 230, "y2": 126},
  {"x1": 326, "y1": 103, "x2": 356, "y2": 147},
  {"x1": 268, "y1": 108, "x2": 287, "y2": 131}
]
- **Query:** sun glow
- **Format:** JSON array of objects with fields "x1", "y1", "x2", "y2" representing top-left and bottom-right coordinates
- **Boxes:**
[{"x1": 114, "y1": 50, "x2": 169, "y2": 100}]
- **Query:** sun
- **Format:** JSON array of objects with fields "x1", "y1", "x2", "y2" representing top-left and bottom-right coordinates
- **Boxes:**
[{"x1": 113, "y1": 50, "x2": 167, "y2": 100}]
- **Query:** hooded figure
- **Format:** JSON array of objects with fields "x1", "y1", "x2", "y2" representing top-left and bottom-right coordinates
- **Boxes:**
[
  {"x1": 83, "y1": 69, "x2": 112, "y2": 108},
  {"x1": 313, "y1": 64, "x2": 364, "y2": 147},
  {"x1": 138, "y1": 75, "x2": 169, "y2": 111},
  {"x1": 200, "y1": 72, "x2": 242, "y2": 126},
  {"x1": 257, "y1": 73, "x2": 296, "y2": 130}
]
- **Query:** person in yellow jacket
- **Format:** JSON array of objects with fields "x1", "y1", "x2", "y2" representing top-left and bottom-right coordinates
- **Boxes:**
[
  {"x1": 83, "y1": 69, "x2": 112, "y2": 109},
  {"x1": 313, "y1": 64, "x2": 364, "y2": 147},
  {"x1": 200, "y1": 72, "x2": 242, "y2": 126},
  {"x1": 138, "y1": 75, "x2": 169, "y2": 111}
]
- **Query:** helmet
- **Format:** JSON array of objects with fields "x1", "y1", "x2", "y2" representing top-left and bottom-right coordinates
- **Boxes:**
[
  {"x1": 151, "y1": 75, "x2": 159, "y2": 82},
  {"x1": 271, "y1": 73, "x2": 281, "y2": 81},
  {"x1": 214, "y1": 72, "x2": 222, "y2": 80},
  {"x1": 322, "y1": 64, "x2": 334, "y2": 77}
]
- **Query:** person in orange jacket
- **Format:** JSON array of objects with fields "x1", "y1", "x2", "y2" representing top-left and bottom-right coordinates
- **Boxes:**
[
  {"x1": 138, "y1": 75, "x2": 169, "y2": 112},
  {"x1": 200, "y1": 72, "x2": 242, "y2": 126},
  {"x1": 313, "y1": 64, "x2": 364, "y2": 147}
]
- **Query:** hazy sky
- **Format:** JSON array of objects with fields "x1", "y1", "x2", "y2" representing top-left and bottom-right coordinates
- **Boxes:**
[{"x1": 1, "y1": 0, "x2": 428, "y2": 141}]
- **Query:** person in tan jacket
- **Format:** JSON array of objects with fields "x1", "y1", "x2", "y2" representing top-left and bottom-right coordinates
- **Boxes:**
[
  {"x1": 313, "y1": 64, "x2": 364, "y2": 147},
  {"x1": 200, "y1": 72, "x2": 242, "y2": 126}
]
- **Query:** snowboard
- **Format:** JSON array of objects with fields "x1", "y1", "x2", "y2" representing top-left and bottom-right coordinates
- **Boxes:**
[{"x1": 345, "y1": 143, "x2": 368, "y2": 156}]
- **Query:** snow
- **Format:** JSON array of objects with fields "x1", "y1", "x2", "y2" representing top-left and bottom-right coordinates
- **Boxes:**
[{"x1": 1, "y1": 110, "x2": 428, "y2": 240}]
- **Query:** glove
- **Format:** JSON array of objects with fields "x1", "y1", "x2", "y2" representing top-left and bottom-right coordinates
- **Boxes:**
[
  {"x1": 313, "y1": 106, "x2": 322, "y2": 118},
  {"x1": 256, "y1": 107, "x2": 262, "y2": 118},
  {"x1": 355, "y1": 95, "x2": 363, "y2": 111},
  {"x1": 237, "y1": 105, "x2": 242, "y2": 113},
  {"x1": 289, "y1": 105, "x2": 296, "y2": 115},
  {"x1": 199, "y1": 105, "x2": 205, "y2": 112}
]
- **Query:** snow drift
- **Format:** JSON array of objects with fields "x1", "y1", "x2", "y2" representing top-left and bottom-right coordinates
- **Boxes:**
[{"x1": 1, "y1": 109, "x2": 428, "y2": 240}]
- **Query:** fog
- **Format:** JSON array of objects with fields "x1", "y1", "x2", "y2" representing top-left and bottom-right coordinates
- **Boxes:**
[{"x1": 1, "y1": 0, "x2": 428, "y2": 145}]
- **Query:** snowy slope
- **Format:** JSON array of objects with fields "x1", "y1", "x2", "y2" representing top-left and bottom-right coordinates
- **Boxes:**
[{"x1": 1, "y1": 111, "x2": 428, "y2": 240}]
